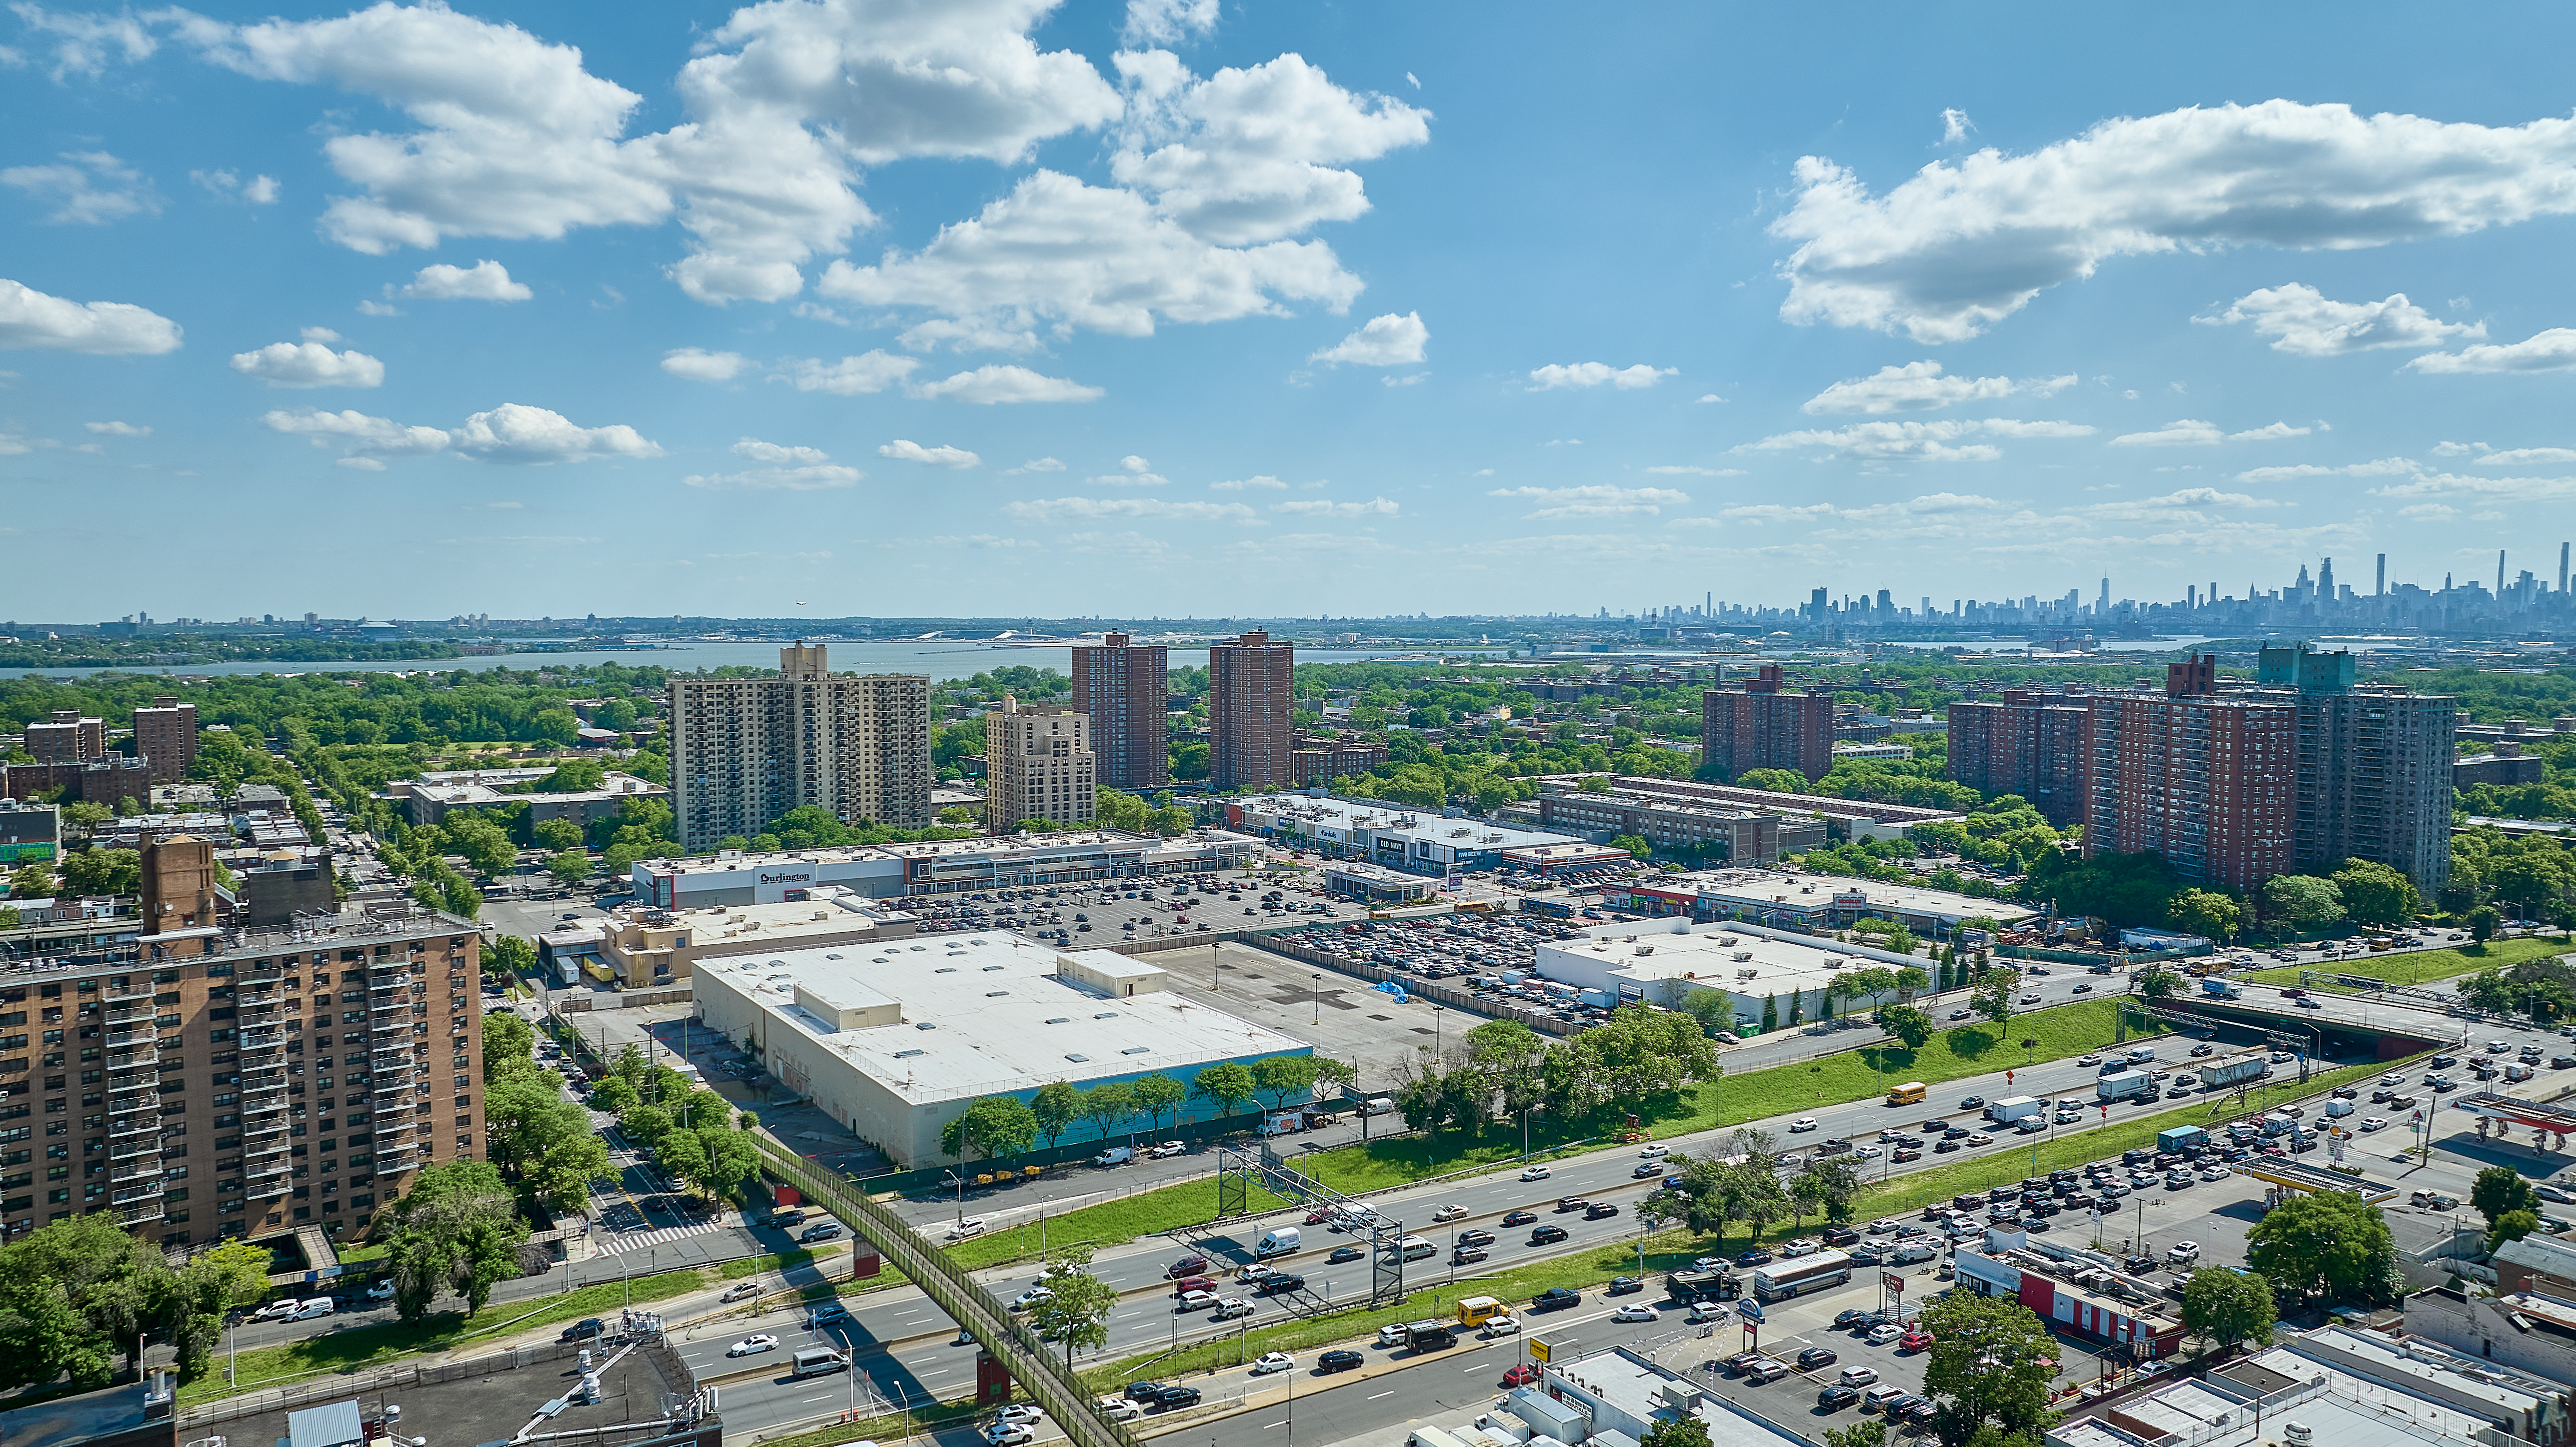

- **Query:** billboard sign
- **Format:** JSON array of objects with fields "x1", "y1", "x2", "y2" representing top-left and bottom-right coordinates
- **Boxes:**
[{"x1": 1882, "y1": 1273, "x2": 1906, "y2": 1295}]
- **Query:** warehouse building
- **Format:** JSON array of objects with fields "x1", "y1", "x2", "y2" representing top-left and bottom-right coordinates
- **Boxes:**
[
  {"x1": 1616, "y1": 868, "x2": 2034, "y2": 937},
  {"x1": 1530, "y1": 920, "x2": 1920, "y2": 1022},
  {"x1": 1224, "y1": 793, "x2": 1587, "y2": 873},
  {"x1": 690, "y1": 936, "x2": 1312, "y2": 1166}
]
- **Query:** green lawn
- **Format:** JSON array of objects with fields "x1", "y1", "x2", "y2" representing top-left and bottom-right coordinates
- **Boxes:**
[
  {"x1": 185, "y1": 1267, "x2": 705, "y2": 1406},
  {"x1": 2243, "y1": 936, "x2": 2569, "y2": 991},
  {"x1": 944, "y1": 1176, "x2": 1289, "y2": 1272},
  {"x1": 1299, "y1": 997, "x2": 2166, "y2": 1193}
]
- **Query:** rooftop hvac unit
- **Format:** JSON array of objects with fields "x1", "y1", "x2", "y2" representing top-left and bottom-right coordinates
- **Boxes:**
[
  {"x1": 1733, "y1": 950, "x2": 1752, "y2": 962},
  {"x1": 2281, "y1": 1426, "x2": 2312, "y2": 1446}
]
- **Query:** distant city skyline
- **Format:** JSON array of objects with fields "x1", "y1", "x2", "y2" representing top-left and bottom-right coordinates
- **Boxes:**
[{"x1": 11, "y1": 2, "x2": 2576, "y2": 614}]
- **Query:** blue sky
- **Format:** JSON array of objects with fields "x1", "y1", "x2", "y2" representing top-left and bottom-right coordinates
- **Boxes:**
[{"x1": 9, "y1": 0, "x2": 2576, "y2": 621}]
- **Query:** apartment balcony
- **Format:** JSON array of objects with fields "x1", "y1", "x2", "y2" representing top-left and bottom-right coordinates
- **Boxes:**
[
  {"x1": 376, "y1": 1146, "x2": 419, "y2": 1174},
  {"x1": 245, "y1": 1176, "x2": 291, "y2": 1203},
  {"x1": 110, "y1": 1179, "x2": 165, "y2": 1208},
  {"x1": 117, "y1": 1200, "x2": 165, "y2": 1226},
  {"x1": 108, "y1": 1109, "x2": 160, "y2": 1140},
  {"x1": 236, "y1": 1001, "x2": 282, "y2": 1025},
  {"x1": 107, "y1": 1070, "x2": 157, "y2": 1102},
  {"x1": 110, "y1": 1156, "x2": 162, "y2": 1186},
  {"x1": 237, "y1": 1040, "x2": 286, "y2": 1069},
  {"x1": 103, "y1": 1022, "x2": 155, "y2": 1049},
  {"x1": 103, "y1": 1001, "x2": 152, "y2": 1027},
  {"x1": 245, "y1": 1149, "x2": 289, "y2": 1180},
  {"x1": 238, "y1": 959, "x2": 285, "y2": 983},
  {"x1": 241, "y1": 1110, "x2": 288, "y2": 1144},
  {"x1": 110, "y1": 1130, "x2": 161, "y2": 1161},
  {"x1": 377, "y1": 1112, "x2": 419, "y2": 1139},
  {"x1": 105, "y1": 1042, "x2": 154, "y2": 1071},
  {"x1": 372, "y1": 1045, "x2": 415, "y2": 1070},
  {"x1": 102, "y1": 981, "x2": 154, "y2": 1004}
]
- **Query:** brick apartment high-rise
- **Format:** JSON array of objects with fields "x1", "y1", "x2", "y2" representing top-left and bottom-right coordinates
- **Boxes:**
[
  {"x1": 984, "y1": 695, "x2": 1097, "y2": 833},
  {"x1": 1946, "y1": 689, "x2": 2094, "y2": 827},
  {"x1": 0, "y1": 836, "x2": 486, "y2": 1250},
  {"x1": 132, "y1": 695, "x2": 199, "y2": 785},
  {"x1": 1699, "y1": 663, "x2": 1835, "y2": 782},
  {"x1": 1209, "y1": 630, "x2": 1295, "y2": 791},
  {"x1": 2081, "y1": 658, "x2": 2296, "y2": 894},
  {"x1": 25, "y1": 710, "x2": 106, "y2": 764},
  {"x1": 2257, "y1": 643, "x2": 2457, "y2": 895},
  {"x1": 1071, "y1": 632, "x2": 1169, "y2": 791},
  {"x1": 667, "y1": 644, "x2": 931, "y2": 852}
]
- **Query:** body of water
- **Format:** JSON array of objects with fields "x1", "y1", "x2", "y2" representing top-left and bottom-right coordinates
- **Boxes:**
[
  {"x1": 1879, "y1": 637, "x2": 2219, "y2": 655},
  {"x1": 0, "y1": 640, "x2": 1511, "y2": 683}
]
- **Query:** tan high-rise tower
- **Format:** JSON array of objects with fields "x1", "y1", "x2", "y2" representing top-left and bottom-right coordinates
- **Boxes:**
[
  {"x1": 984, "y1": 695, "x2": 1097, "y2": 833},
  {"x1": 668, "y1": 644, "x2": 931, "y2": 851}
]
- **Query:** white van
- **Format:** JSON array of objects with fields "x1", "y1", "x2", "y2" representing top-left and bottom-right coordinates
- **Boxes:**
[
  {"x1": 287, "y1": 1298, "x2": 336, "y2": 1321},
  {"x1": 2322, "y1": 1099, "x2": 2355, "y2": 1118},
  {"x1": 1092, "y1": 1146, "x2": 1135, "y2": 1166},
  {"x1": 1387, "y1": 1234, "x2": 1435, "y2": 1262},
  {"x1": 1362, "y1": 1098, "x2": 1398, "y2": 1116},
  {"x1": 2126, "y1": 1046, "x2": 2157, "y2": 1064},
  {"x1": 1256, "y1": 1226, "x2": 1302, "y2": 1256},
  {"x1": 792, "y1": 1347, "x2": 850, "y2": 1379},
  {"x1": 1261, "y1": 1113, "x2": 1305, "y2": 1137}
]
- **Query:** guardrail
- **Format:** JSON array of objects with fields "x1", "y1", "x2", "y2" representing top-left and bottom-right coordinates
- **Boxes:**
[{"x1": 753, "y1": 1138, "x2": 1147, "y2": 1447}]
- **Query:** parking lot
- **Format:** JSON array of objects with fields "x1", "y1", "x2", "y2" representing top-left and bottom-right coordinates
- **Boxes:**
[
  {"x1": 894, "y1": 865, "x2": 1377, "y2": 945},
  {"x1": 1158, "y1": 939, "x2": 1481, "y2": 1084}
]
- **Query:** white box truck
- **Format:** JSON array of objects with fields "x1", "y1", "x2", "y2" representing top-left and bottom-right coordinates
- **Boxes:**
[
  {"x1": 1984, "y1": 1096, "x2": 2043, "y2": 1126},
  {"x1": 1261, "y1": 1113, "x2": 1304, "y2": 1136},
  {"x1": 1257, "y1": 1226, "x2": 1302, "y2": 1256},
  {"x1": 2097, "y1": 1071, "x2": 2157, "y2": 1103},
  {"x1": 2322, "y1": 1098, "x2": 2355, "y2": 1118}
]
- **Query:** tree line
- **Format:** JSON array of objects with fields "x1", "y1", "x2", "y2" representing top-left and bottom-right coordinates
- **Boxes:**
[{"x1": 940, "y1": 1054, "x2": 1356, "y2": 1162}]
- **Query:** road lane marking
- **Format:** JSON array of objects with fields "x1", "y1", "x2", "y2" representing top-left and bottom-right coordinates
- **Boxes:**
[
  {"x1": 1367, "y1": 1391, "x2": 1395, "y2": 1401},
  {"x1": 1262, "y1": 1422, "x2": 1288, "y2": 1430}
]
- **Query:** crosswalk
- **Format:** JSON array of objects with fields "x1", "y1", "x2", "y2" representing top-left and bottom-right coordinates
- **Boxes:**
[{"x1": 593, "y1": 1219, "x2": 727, "y2": 1255}]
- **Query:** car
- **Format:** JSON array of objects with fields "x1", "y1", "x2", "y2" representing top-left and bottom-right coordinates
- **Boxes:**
[
  {"x1": 1521, "y1": 1164, "x2": 1553, "y2": 1181},
  {"x1": 1482, "y1": 1315, "x2": 1522, "y2": 1336},
  {"x1": 1318, "y1": 1349, "x2": 1365, "y2": 1373},
  {"x1": 2168, "y1": 1241, "x2": 2201, "y2": 1262},
  {"x1": 1173, "y1": 1277, "x2": 1214, "y2": 1296},
  {"x1": 1453, "y1": 1247, "x2": 1490, "y2": 1266},
  {"x1": 1328, "y1": 1245, "x2": 1365, "y2": 1263},
  {"x1": 2190, "y1": 1043, "x2": 2214, "y2": 1057},
  {"x1": 1833, "y1": 1310, "x2": 1873, "y2": 1329},
  {"x1": 2072, "y1": 983, "x2": 2095, "y2": 993},
  {"x1": 1503, "y1": 1209, "x2": 1539, "y2": 1226},
  {"x1": 560, "y1": 1318, "x2": 606, "y2": 1342},
  {"x1": 1640, "y1": 1142, "x2": 1671, "y2": 1158},
  {"x1": 1959, "y1": 1095, "x2": 1985, "y2": 1108},
  {"x1": 1433, "y1": 1204, "x2": 1470, "y2": 1223},
  {"x1": 1530, "y1": 1225, "x2": 1569, "y2": 1245},
  {"x1": 1797, "y1": 1346, "x2": 1840, "y2": 1369},
  {"x1": 1633, "y1": 1161, "x2": 1663, "y2": 1178},
  {"x1": 1736, "y1": 1248, "x2": 1775, "y2": 1266},
  {"x1": 1608, "y1": 1275, "x2": 1646, "y2": 1295},
  {"x1": 1839, "y1": 1364, "x2": 1880, "y2": 1385},
  {"x1": 1167, "y1": 1255, "x2": 1209, "y2": 1278},
  {"x1": 720, "y1": 1280, "x2": 762, "y2": 1303},
  {"x1": 1588, "y1": 1202, "x2": 1621, "y2": 1219},
  {"x1": 249, "y1": 1299, "x2": 299, "y2": 1322},
  {"x1": 1095, "y1": 1396, "x2": 1143, "y2": 1422},
  {"x1": 1531, "y1": 1287, "x2": 1583, "y2": 1312},
  {"x1": 2020, "y1": 993, "x2": 2040, "y2": 1004},
  {"x1": 1898, "y1": 1331, "x2": 1934, "y2": 1352},
  {"x1": 1819, "y1": 1385, "x2": 1861, "y2": 1410},
  {"x1": 1952, "y1": 1009, "x2": 1974, "y2": 1020},
  {"x1": 2200, "y1": 1166, "x2": 2231, "y2": 1181},
  {"x1": 725, "y1": 1332, "x2": 780, "y2": 1357},
  {"x1": 1790, "y1": 1117, "x2": 1820, "y2": 1133},
  {"x1": 1781, "y1": 1237, "x2": 1823, "y2": 1257},
  {"x1": 985, "y1": 1426, "x2": 1035, "y2": 1446},
  {"x1": 1503, "y1": 1363, "x2": 1542, "y2": 1387},
  {"x1": 1935, "y1": 1138, "x2": 1961, "y2": 1153},
  {"x1": 1611, "y1": 1304, "x2": 1660, "y2": 1324},
  {"x1": 1252, "y1": 1352, "x2": 1296, "y2": 1375},
  {"x1": 809, "y1": 1302, "x2": 850, "y2": 1328},
  {"x1": 2078, "y1": 1054, "x2": 2103, "y2": 1065},
  {"x1": 1967, "y1": 1132, "x2": 1993, "y2": 1146},
  {"x1": 1865, "y1": 1323, "x2": 1903, "y2": 1344},
  {"x1": 1011, "y1": 1286, "x2": 1053, "y2": 1311},
  {"x1": 364, "y1": 1279, "x2": 396, "y2": 1303},
  {"x1": 1149, "y1": 1386, "x2": 1202, "y2": 1412},
  {"x1": 1177, "y1": 1290, "x2": 1218, "y2": 1311}
]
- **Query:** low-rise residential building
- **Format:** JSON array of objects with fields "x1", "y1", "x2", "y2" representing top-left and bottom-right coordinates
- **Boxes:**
[
  {"x1": 1538, "y1": 786, "x2": 1826, "y2": 863},
  {"x1": 2456, "y1": 742, "x2": 2546, "y2": 788},
  {"x1": 2051, "y1": 1331, "x2": 2574, "y2": 1447},
  {"x1": 1532, "y1": 1347, "x2": 1804, "y2": 1447},
  {"x1": 1541, "y1": 774, "x2": 1966, "y2": 840},
  {"x1": 1292, "y1": 734, "x2": 1389, "y2": 787},
  {"x1": 400, "y1": 770, "x2": 666, "y2": 830},
  {"x1": 689, "y1": 934, "x2": 1311, "y2": 1166}
]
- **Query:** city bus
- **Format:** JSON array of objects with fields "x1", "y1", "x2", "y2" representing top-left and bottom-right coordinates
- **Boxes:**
[
  {"x1": 1887, "y1": 1081, "x2": 1928, "y2": 1107},
  {"x1": 1753, "y1": 1249, "x2": 1853, "y2": 1302}
]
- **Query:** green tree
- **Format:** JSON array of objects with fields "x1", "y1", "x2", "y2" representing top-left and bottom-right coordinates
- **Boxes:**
[
  {"x1": 2491, "y1": 1210, "x2": 2542, "y2": 1251},
  {"x1": 173, "y1": 1240, "x2": 274, "y2": 1378},
  {"x1": 1874, "y1": 1003, "x2": 1933, "y2": 1049},
  {"x1": 2263, "y1": 874, "x2": 2346, "y2": 932},
  {"x1": 1189, "y1": 1062, "x2": 1258, "y2": 1119},
  {"x1": 55, "y1": 847, "x2": 140, "y2": 897},
  {"x1": 1642, "y1": 1416, "x2": 1715, "y2": 1447},
  {"x1": 1823, "y1": 1424, "x2": 1888, "y2": 1447},
  {"x1": 619, "y1": 1103, "x2": 674, "y2": 1149},
  {"x1": 1971, "y1": 967, "x2": 2022, "y2": 1028},
  {"x1": 2134, "y1": 966, "x2": 2182, "y2": 999},
  {"x1": 586, "y1": 1075, "x2": 640, "y2": 1115},
  {"x1": 547, "y1": 848, "x2": 592, "y2": 885},
  {"x1": 941, "y1": 1095, "x2": 1040, "y2": 1161},
  {"x1": 1077, "y1": 1081, "x2": 1135, "y2": 1141},
  {"x1": 1611, "y1": 833, "x2": 1652, "y2": 861},
  {"x1": 384, "y1": 1161, "x2": 529, "y2": 1319},
  {"x1": 488, "y1": 933, "x2": 537, "y2": 978},
  {"x1": 442, "y1": 813, "x2": 518, "y2": 875},
  {"x1": 1131, "y1": 1073, "x2": 1185, "y2": 1133},
  {"x1": 0, "y1": 1213, "x2": 179, "y2": 1390},
  {"x1": 1031, "y1": 1080, "x2": 1081, "y2": 1149},
  {"x1": 1919, "y1": 1290, "x2": 2060, "y2": 1447},
  {"x1": 2166, "y1": 887, "x2": 2246, "y2": 942},
  {"x1": 656, "y1": 1128, "x2": 710, "y2": 1192},
  {"x1": 7, "y1": 861, "x2": 54, "y2": 898},
  {"x1": 485, "y1": 1073, "x2": 616, "y2": 1211},
  {"x1": 2330, "y1": 859, "x2": 2420, "y2": 928},
  {"x1": 2180, "y1": 1267, "x2": 2275, "y2": 1355},
  {"x1": 481, "y1": 1009, "x2": 540, "y2": 1085},
  {"x1": 1760, "y1": 994, "x2": 1780, "y2": 1032},
  {"x1": 533, "y1": 817, "x2": 584, "y2": 851},
  {"x1": 699, "y1": 1126, "x2": 760, "y2": 1200},
  {"x1": 1029, "y1": 1265, "x2": 1119, "y2": 1368},
  {"x1": 2472, "y1": 1165, "x2": 2540, "y2": 1226},
  {"x1": 2469, "y1": 905, "x2": 2502, "y2": 943},
  {"x1": 1251, "y1": 1053, "x2": 1323, "y2": 1111},
  {"x1": 540, "y1": 756, "x2": 608, "y2": 791},
  {"x1": 2245, "y1": 1191, "x2": 2400, "y2": 1311}
]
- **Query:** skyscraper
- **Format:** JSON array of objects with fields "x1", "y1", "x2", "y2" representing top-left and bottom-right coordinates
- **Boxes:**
[
  {"x1": 1071, "y1": 631, "x2": 1169, "y2": 791},
  {"x1": 1700, "y1": 663, "x2": 1835, "y2": 782},
  {"x1": 2257, "y1": 643, "x2": 2455, "y2": 894},
  {"x1": 984, "y1": 696, "x2": 1096, "y2": 832},
  {"x1": 667, "y1": 644, "x2": 931, "y2": 851},
  {"x1": 1209, "y1": 629, "x2": 1295, "y2": 791}
]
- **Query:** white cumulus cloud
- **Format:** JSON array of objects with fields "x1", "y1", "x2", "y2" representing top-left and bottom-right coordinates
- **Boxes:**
[
  {"x1": 260, "y1": 405, "x2": 451, "y2": 458},
  {"x1": 2110, "y1": 419, "x2": 2225, "y2": 447},
  {"x1": 2406, "y1": 328, "x2": 2576, "y2": 374},
  {"x1": 454, "y1": 403, "x2": 661, "y2": 462},
  {"x1": 192, "y1": 167, "x2": 280, "y2": 204},
  {"x1": 733, "y1": 438, "x2": 831, "y2": 465},
  {"x1": 1487, "y1": 484, "x2": 1690, "y2": 518},
  {"x1": 84, "y1": 420, "x2": 150, "y2": 435},
  {"x1": 1801, "y1": 360, "x2": 2074, "y2": 414},
  {"x1": 661, "y1": 347, "x2": 751, "y2": 382},
  {"x1": 2474, "y1": 447, "x2": 2576, "y2": 465},
  {"x1": 1004, "y1": 456, "x2": 1064, "y2": 473},
  {"x1": 1745, "y1": 417, "x2": 2094, "y2": 461},
  {"x1": 229, "y1": 340, "x2": 385, "y2": 388},
  {"x1": 1644, "y1": 465, "x2": 1746, "y2": 476},
  {"x1": 783, "y1": 351, "x2": 920, "y2": 395},
  {"x1": 397, "y1": 259, "x2": 532, "y2": 301},
  {"x1": 1309, "y1": 311, "x2": 1426, "y2": 366},
  {"x1": 0, "y1": 277, "x2": 181, "y2": 354},
  {"x1": 1526, "y1": 362, "x2": 1675, "y2": 391},
  {"x1": 682, "y1": 464, "x2": 861, "y2": 490},
  {"x1": 1274, "y1": 496, "x2": 1396, "y2": 516},
  {"x1": 1003, "y1": 496, "x2": 1256, "y2": 522},
  {"x1": 1210, "y1": 475, "x2": 1287, "y2": 490},
  {"x1": 2205, "y1": 283, "x2": 2484, "y2": 356},
  {"x1": 2234, "y1": 457, "x2": 2419, "y2": 483},
  {"x1": 879, "y1": 439, "x2": 981, "y2": 468},
  {"x1": 1774, "y1": 99, "x2": 2576, "y2": 342},
  {"x1": 1121, "y1": 0, "x2": 1217, "y2": 47},
  {"x1": 911, "y1": 364, "x2": 1102, "y2": 404}
]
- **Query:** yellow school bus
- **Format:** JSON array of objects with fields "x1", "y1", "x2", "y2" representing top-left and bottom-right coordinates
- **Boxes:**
[{"x1": 1887, "y1": 1081, "x2": 1928, "y2": 1107}]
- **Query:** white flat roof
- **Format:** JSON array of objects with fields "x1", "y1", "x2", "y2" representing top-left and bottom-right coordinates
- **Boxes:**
[
  {"x1": 1680, "y1": 868, "x2": 2038, "y2": 923},
  {"x1": 614, "y1": 887, "x2": 911, "y2": 940},
  {"x1": 696, "y1": 933, "x2": 1310, "y2": 1102},
  {"x1": 638, "y1": 828, "x2": 1256, "y2": 878},
  {"x1": 1537, "y1": 921, "x2": 1894, "y2": 996},
  {"x1": 1237, "y1": 793, "x2": 1583, "y2": 850}
]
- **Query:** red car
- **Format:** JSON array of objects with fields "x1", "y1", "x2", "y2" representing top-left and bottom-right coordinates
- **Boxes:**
[
  {"x1": 1898, "y1": 1331, "x2": 1933, "y2": 1353},
  {"x1": 1503, "y1": 1363, "x2": 1541, "y2": 1386},
  {"x1": 1166, "y1": 1256, "x2": 1207, "y2": 1279},
  {"x1": 1173, "y1": 1277, "x2": 1214, "y2": 1296}
]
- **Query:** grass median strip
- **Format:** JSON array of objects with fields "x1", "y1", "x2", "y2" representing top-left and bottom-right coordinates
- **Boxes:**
[
  {"x1": 1299, "y1": 997, "x2": 2168, "y2": 1194},
  {"x1": 944, "y1": 1176, "x2": 1291, "y2": 1272},
  {"x1": 2243, "y1": 936, "x2": 2567, "y2": 991}
]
